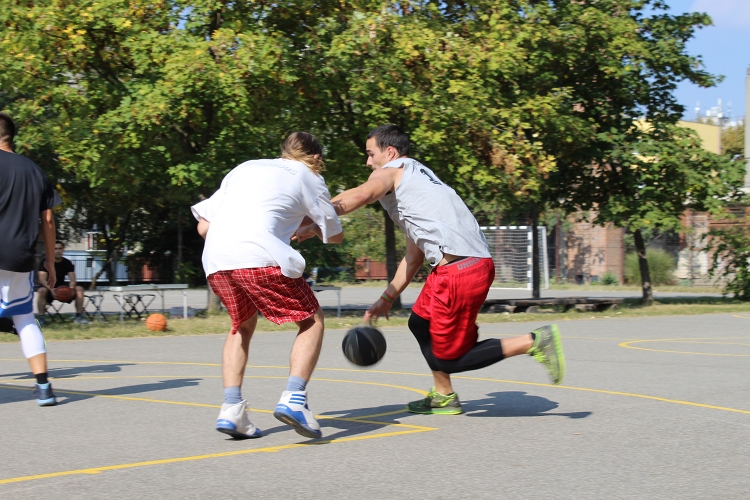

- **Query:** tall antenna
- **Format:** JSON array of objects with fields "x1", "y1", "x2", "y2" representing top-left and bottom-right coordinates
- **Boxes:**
[{"x1": 745, "y1": 67, "x2": 750, "y2": 190}]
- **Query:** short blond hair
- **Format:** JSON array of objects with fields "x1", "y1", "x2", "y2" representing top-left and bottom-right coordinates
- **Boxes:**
[{"x1": 280, "y1": 132, "x2": 324, "y2": 174}]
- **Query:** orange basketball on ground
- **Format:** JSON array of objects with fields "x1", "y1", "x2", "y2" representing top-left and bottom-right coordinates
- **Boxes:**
[
  {"x1": 54, "y1": 286, "x2": 74, "y2": 302},
  {"x1": 145, "y1": 314, "x2": 168, "y2": 332}
]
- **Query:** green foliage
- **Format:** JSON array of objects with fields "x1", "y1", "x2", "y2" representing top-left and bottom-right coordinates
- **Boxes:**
[
  {"x1": 174, "y1": 261, "x2": 201, "y2": 285},
  {"x1": 1, "y1": 0, "x2": 737, "y2": 283},
  {"x1": 722, "y1": 124, "x2": 745, "y2": 159},
  {"x1": 293, "y1": 206, "x2": 407, "y2": 273},
  {"x1": 601, "y1": 271, "x2": 620, "y2": 286},
  {"x1": 705, "y1": 212, "x2": 750, "y2": 301},
  {"x1": 624, "y1": 250, "x2": 676, "y2": 286},
  {"x1": 594, "y1": 125, "x2": 744, "y2": 234}
]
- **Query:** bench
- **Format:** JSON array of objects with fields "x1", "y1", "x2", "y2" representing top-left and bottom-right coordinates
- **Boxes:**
[
  {"x1": 310, "y1": 285, "x2": 341, "y2": 318},
  {"x1": 482, "y1": 297, "x2": 624, "y2": 314}
]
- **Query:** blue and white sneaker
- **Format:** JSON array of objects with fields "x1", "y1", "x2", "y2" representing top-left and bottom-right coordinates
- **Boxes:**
[
  {"x1": 273, "y1": 390, "x2": 322, "y2": 439},
  {"x1": 34, "y1": 383, "x2": 56, "y2": 406},
  {"x1": 216, "y1": 400, "x2": 262, "y2": 439}
]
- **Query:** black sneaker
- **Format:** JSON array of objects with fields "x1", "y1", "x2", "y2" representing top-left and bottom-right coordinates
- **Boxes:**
[{"x1": 34, "y1": 383, "x2": 56, "y2": 406}]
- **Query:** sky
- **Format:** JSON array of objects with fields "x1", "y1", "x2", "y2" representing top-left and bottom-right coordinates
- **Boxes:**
[{"x1": 660, "y1": 0, "x2": 750, "y2": 122}]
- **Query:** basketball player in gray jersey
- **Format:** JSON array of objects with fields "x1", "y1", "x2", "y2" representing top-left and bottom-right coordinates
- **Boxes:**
[{"x1": 297, "y1": 125, "x2": 565, "y2": 414}]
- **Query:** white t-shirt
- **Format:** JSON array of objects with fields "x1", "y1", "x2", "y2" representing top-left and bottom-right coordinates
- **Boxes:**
[{"x1": 191, "y1": 158, "x2": 342, "y2": 278}]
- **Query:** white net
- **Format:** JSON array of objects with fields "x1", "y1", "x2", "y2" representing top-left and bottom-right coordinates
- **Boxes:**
[{"x1": 480, "y1": 226, "x2": 549, "y2": 289}]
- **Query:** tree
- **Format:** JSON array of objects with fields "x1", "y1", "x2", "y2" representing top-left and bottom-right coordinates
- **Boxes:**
[
  {"x1": 0, "y1": 0, "x2": 300, "y2": 284},
  {"x1": 722, "y1": 123, "x2": 745, "y2": 158},
  {"x1": 2, "y1": 0, "x2": 738, "y2": 305},
  {"x1": 593, "y1": 124, "x2": 744, "y2": 304},
  {"x1": 296, "y1": 1, "x2": 563, "y2": 299},
  {"x1": 705, "y1": 208, "x2": 750, "y2": 301}
]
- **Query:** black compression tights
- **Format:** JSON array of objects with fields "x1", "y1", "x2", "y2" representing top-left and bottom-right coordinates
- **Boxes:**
[{"x1": 408, "y1": 313, "x2": 504, "y2": 375}]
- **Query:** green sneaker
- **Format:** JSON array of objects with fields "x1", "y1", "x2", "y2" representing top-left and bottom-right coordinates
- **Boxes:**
[
  {"x1": 406, "y1": 388, "x2": 462, "y2": 415},
  {"x1": 528, "y1": 324, "x2": 566, "y2": 385}
]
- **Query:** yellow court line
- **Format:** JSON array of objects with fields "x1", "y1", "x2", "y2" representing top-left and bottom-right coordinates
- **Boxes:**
[
  {"x1": 620, "y1": 338, "x2": 750, "y2": 343},
  {"x1": 0, "y1": 374, "x2": 436, "y2": 486},
  {"x1": 620, "y1": 339, "x2": 750, "y2": 357},
  {"x1": 627, "y1": 340, "x2": 750, "y2": 345},
  {"x1": 444, "y1": 375, "x2": 750, "y2": 416},
  {"x1": 0, "y1": 374, "x2": 428, "y2": 396},
  {"x1": 0, "y1": 381, "x2": 430, "y2": 430},
  {"x1": 3, "y1": 359, "x2": 750, "y2": 416},
  {"x1": 0, "y1": 427, "x2": 434, "y2": 486}
]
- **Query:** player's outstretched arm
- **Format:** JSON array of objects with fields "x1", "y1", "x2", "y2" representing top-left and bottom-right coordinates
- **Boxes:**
[
  {"x1": 40, "y1": 208, "x2": 57, "y2": 290},
  {"x1": 364, "y1": 239, "x2": 424, "y2": 323},
  {"x1": 293, "y1": 223, "x2": 344, "y2": 244},
  {"x1": 331, "y1": 169, "x2": 395, "y2": 216}
]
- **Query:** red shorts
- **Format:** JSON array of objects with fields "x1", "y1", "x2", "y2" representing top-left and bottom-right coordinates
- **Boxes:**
[
  {"x1": 207, "y1": 267, "x2": 319, "y2": 334},
  {"x1": 411, "y1": 257, "x2": 494, "y2": 360}
]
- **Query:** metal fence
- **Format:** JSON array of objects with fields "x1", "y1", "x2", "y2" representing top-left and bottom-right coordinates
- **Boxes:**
[{"x1": 480, "y1": 226, "x2": 549, "y2": 289}]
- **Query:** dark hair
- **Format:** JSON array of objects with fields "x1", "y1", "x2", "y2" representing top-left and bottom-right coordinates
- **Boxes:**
[
  {"x1": 0, "y1": 113, "x2": 16, "y2": 144},
  {"x1": 367, "y1": 124, "x2": 410, "y2": 156},
  {"x1": 55, "y1": 240, "x2": 64, "y2": 247},
  {"x1": 280, "y1": 131, "x2": 324, "y2": 174}
]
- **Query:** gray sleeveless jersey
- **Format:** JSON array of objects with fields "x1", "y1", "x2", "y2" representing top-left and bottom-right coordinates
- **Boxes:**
[{"x1": 379, "y1": 158, "x2": 491, "y2": 266}]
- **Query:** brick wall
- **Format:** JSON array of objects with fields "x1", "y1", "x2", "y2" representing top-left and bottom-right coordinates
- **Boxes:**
[{"x1": 565, "y1": 218, "x2": 625, "y2": 284}]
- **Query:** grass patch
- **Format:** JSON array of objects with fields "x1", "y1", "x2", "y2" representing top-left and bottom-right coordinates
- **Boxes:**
[
  {"x1": 1, "y1": 296, "x2": 749, "y2": 344},
  {"x1": 547, "y1": 283, "x2": 724, "y2": 294}
]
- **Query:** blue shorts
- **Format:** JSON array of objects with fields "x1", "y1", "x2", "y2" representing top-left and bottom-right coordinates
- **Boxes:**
[{"x1": 0, "y1": 270, "x2": 35, "y2": 318}]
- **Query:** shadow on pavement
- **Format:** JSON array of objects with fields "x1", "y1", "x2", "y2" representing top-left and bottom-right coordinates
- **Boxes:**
[
  {"x1": 0, "y1": 363, "x2": 136, "y2": 381},
  {"x1": 464, "y1": 391, "x2": 591, "y2": 419},
  {"x1": 0, "y1": 378, "x2": 202, "y2": 406},
  {"x1": 253, "y1": 403, "x2": 411, "y2": 442}
]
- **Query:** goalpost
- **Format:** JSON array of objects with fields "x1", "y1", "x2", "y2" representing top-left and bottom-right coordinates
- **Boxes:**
[{"x1": 480, "y1": 226, "x2": 550, "y2": 290}]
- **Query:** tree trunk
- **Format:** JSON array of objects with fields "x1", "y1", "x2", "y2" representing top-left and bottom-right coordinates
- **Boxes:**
[
  {"x1": 176, "y1": 219, "x2": 183, "y2": 283},
  {"x1": 555, "y1": 215, "x2": 562, "y2": 284},
  {"x1": 207, "y1": 285, "x2": 222, "y2": 314},
  {"x1": 634, "y1": 229, "x2": 653, "y2": 305},
  {"x1": 383, "y1": 210, "x2": 402, "y2": 309},
  {"x1": 89, "y1": 255, "x2": 113, "y2": 290},
  {"x1": 108, "y1": 255, "x2": 118, "y2": 285},
  {"x1": 531, "y1": 203, "x2": 541, "y2": 299}
]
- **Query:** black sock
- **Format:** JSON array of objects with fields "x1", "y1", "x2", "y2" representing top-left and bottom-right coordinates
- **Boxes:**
[
  {"x1": 530, "y1": 332, "x2": 536, "y2": 341},
  {"x1": 35, "y1": 372, "x2": 49, "y2": 385}
]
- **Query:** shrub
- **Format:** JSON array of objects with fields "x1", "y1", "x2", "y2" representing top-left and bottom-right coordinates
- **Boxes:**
[
  {"x1": 624, "y1": 250, "x2": 676, "y2": 286},
  {"x1": 705, "y1": 219, "x2": 750, "y2": 300},
  {"x1": 601, "y1": 271, "x2": 620, "y2": 285}
]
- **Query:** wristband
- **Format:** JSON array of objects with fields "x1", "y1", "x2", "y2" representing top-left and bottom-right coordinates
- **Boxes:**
[{"x1": 381, "y1": 290, "x2": 396, "y2": 303}]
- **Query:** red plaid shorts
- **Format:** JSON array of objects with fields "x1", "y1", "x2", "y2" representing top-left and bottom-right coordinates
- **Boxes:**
[
  {"x1": 207, "y1": 267, "x2": 319, "y2": 333},
  {"x1": 412, "y1": 257, "x2": 495, "y2": 360}
]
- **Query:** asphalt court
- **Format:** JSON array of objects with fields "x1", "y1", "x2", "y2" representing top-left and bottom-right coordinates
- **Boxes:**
[{"x1": 1, "y1": 313, "x2": 749, "y2": 498}]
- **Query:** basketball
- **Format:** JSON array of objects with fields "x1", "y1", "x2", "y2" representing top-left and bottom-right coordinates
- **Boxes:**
[
  {"x1": 145, "y1": 313, "x2": 168, "y2": 332},
  {"x1": 342, "y1": 326, "x2": 386, "y2": 366},
  {"x1": 54, "y1": 286, "x2": 74, "y2": 302}
]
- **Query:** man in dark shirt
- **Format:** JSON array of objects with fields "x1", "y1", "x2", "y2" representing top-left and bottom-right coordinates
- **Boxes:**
[
  {"x1": 0, "y1": 112, "x2": 60, "y2": 406},
  {"x1": 37, "y1": 240, "x2": 90, "y2": 325}
]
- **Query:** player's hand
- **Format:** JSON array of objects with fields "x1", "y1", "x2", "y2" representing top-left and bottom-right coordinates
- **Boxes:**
[
  {"x1": 292, "y1": 224, "x2": 318, "y2": 243},
  {"x1": 364, "y1": 298, "x2": 392, "y2": 323},
  {"x1": 44, "y1": 261, "x2": 56, "y2": 290}
]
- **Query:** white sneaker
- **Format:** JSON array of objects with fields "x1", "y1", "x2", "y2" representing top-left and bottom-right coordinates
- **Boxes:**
[
  {"x1": 74, "y1": 316, "x2": 90, "y2": 325},
  {"x1": 216, "y1": 400, "x2": 262, "y2": 439},
  {"x1": 273, "y1": 390, "x2": 322, "y2": 439}
]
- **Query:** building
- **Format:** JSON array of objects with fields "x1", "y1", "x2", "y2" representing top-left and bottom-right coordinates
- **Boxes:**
[{"x1": 560, "y1": 119, "x2": 728, "y2": 285}]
